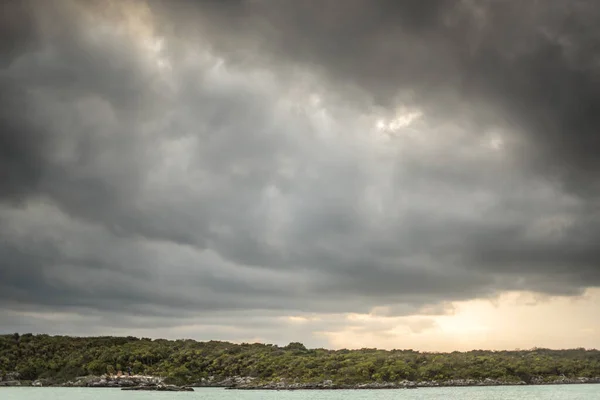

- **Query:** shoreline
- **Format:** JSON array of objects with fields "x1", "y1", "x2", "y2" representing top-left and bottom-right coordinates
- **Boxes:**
[
  {"x1": 2, "y1": 382, "x2": 600, "y2": 390},
  {"x1": 225, "y1": 380, "x2": 600, "y2": 390},
  {"x1": 2, "y1": 376, "x2": 600, "y2": 390}
]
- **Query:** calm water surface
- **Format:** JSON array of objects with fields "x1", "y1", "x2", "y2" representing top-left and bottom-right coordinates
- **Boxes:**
[{"x1": 2, "y1": 386, "x2": 599, "y2": 400}]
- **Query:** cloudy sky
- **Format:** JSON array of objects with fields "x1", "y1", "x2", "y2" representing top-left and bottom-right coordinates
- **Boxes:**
[{"x1": 1, "y1": 0, "x2": 599, "y2": 351}]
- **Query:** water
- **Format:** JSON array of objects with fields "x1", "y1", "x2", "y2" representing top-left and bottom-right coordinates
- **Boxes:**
[{"x1": 2, "y1": 386, "x2": 599, "y2": 400}]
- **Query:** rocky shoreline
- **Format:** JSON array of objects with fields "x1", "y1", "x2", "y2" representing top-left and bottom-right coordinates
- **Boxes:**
[
  {"x1": 225, "y1": 376, "x2": 600, "y2": 390},
  {"x1": 0, "y1": 374, "x2": 194, "y2": 391},
  {"x1": 1, "y1": 372, "x2": 599, "y2": 390}
]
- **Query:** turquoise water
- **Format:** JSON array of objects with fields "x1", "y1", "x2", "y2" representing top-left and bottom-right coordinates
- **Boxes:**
[{"x1": 1, "y1": 386, "x2": 599, "y2": 400}]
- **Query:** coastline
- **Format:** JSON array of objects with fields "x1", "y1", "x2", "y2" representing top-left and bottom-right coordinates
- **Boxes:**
[
  {"x1": 2, "y1": 375, "x2": 600, "y2": 390},
  {"x1": 225, "y1": 377, "x2": 600, "y2": 390}
]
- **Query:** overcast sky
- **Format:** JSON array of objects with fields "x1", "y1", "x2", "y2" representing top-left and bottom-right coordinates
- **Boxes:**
[{"x1": 1, "y1": 0, "x2": 599, "y2": 351}]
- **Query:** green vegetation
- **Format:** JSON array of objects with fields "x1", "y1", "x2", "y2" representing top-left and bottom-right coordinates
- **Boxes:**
[{"x1": 1, "y1": 333, "x2": 599, "y2": 385}]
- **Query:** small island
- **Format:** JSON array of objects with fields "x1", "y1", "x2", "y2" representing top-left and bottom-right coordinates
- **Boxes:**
[{"x1": 1, "y1": 334, "x2": 599, "y2": 390}]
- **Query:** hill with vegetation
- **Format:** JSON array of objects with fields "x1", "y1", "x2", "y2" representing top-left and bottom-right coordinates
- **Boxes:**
[{"x1": 1, "y1": 333, "x2": 599, "y2": 387}]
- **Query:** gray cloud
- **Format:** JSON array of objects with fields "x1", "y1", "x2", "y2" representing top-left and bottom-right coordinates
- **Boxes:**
[
  {"x1": 165, "y1": 0, "x2": 600, "y2": 195},
  {"x1": 0, "y1": 0, "x2": 599, "y2": 342}
]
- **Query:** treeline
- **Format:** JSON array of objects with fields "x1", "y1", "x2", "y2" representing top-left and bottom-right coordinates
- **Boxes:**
[{"x1": 1, "y1": 333, "x2": 599, "y2": 385}]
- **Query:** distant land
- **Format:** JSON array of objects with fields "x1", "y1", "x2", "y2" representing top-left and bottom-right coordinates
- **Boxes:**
[{"x1": 1, "y1": 334, "x2": 599, "y2": 389}]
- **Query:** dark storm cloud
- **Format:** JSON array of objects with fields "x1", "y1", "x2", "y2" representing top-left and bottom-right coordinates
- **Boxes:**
[
  {"x1": 0, "y1": 0, "x2": 600, "y2": 339},
  {"x1": 165, "y1": 0, "x2": 600, "y2": 196},
  {"x1": 167, "y1": 0, "x2": 600, "y2": 290}
]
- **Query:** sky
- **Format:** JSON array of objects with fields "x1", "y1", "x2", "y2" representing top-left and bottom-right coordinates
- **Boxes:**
[{"x1": 1, "y1": 0, "x2": 599, "y2": 351}]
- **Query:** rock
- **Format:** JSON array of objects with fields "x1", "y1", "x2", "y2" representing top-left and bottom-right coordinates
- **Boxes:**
[
  {"x1": 190, "y1": 375, "x2": 257, "y2": 387},
  {"x1": 2, "y1": 372, "x2": 21, "y2": 381},
  {"x1": 58, "y1": 374, "x2": 166, "y2": 388},
  {"x1": 117, "y1": 379, "x2": 136, "y2": 387},
  {"x1": 0, "y1": 380, "x2": 21, "y2": 387},
  {"x1": 122, "y1": 384, "x2": 194, "y2": 392}
]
